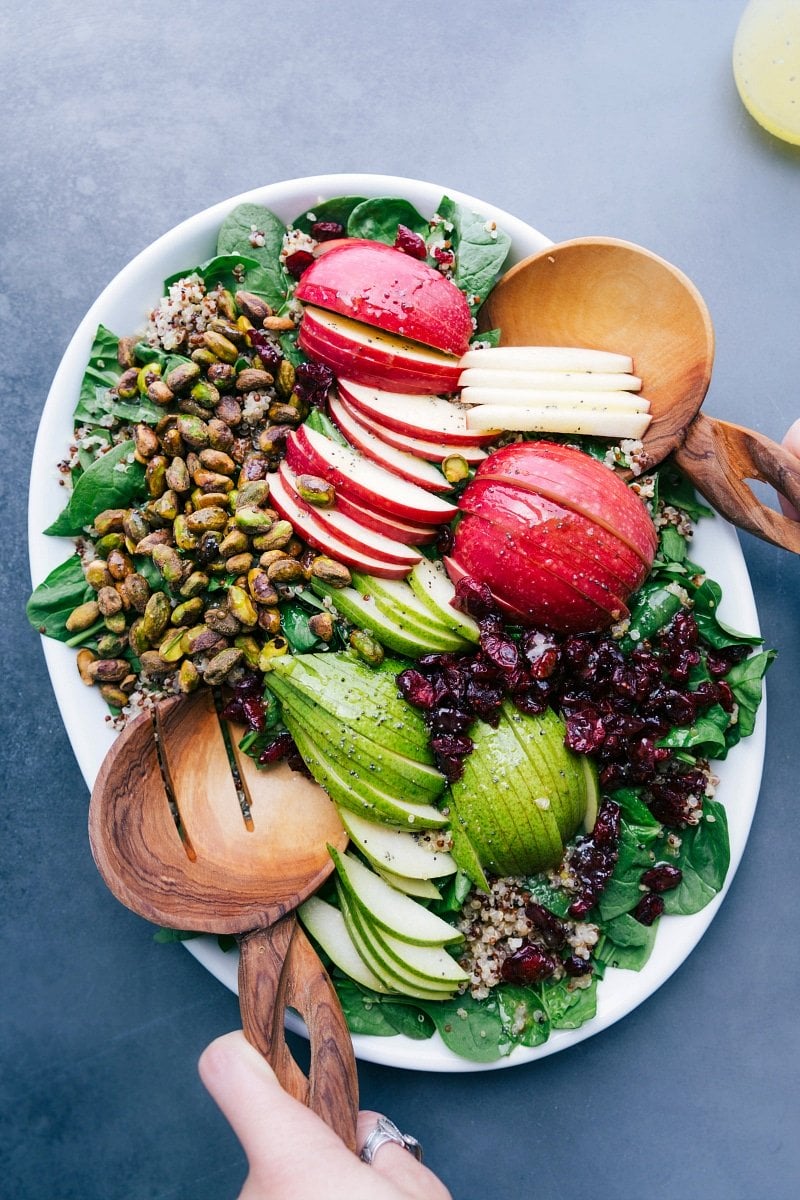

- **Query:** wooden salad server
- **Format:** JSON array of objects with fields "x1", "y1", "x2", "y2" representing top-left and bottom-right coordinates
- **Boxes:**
[
  {"x1": 88, "y1": 688, "x2": 358, "y2": 1149},
  {"x1": 482, "y1": 236, "x2": 800, "y2": 554}
]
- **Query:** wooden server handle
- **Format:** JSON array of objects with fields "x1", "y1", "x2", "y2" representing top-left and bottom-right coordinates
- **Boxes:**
[
  {"x1": 237, "y1": 916, "x2": 359, "y2": 1151},
  {"x1": 674, "y1": 412, "x2": 800, "y2": 554}
]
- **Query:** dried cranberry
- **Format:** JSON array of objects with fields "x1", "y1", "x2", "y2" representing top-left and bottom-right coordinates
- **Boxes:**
[
  {"x1": 293, "y1": 360, "x2": 335, "y2": 406},
  {"x1": 565, "y1": 709, "x2": 606, "y2": 754},
  {"x1": 258, "y1": 731, "x2": 296, "y2": 765},
  {"x1": 563, "y1": 955, "x2": 594, "y2": 977},
  {"x1": 220, "y1": 695, "x2": 247, "y2": 723},
  {"x1": 640, "y1": 863, "x2": 683, "y2": 893},
  {"x1": 429, "y1": 706, "x2": 473, "y2": 734},
  {"x1": 241, "y1": 695, "x2": 266, "y2": 731},
  {"x1": 247, "y1": 329, "x2": 283, "y2": 372},
  {"x1": 433, "y1": 246, "x2": 455, "y2": 267},
  {"x1": 230, "y1": 672, "x2": 262, "y2": 696},
  {"x1": 396, "y1": 668, "x2": 436, "y2": 711},
  {"x1": 706, "y1": 644, "x2": 750, "y2": 676},
  {"x1": 284, "y1": 249, "x2": 316, "y2": 278},
  {"x1": 453, "y1": 577, "x2": 497, "y2": 620},
  {"x1": 500, "y1": 943, "x2": 557, "y2": 984},
  {"x1": 435, "y1": 524, "x2": 455, "y2": 556},
  {"x1": 480, "y1": 633, "x2": 520, "y2": 672},
  {"x1": 310, "y1": 220, "x2": 345, "y2": 241},
  {"x1": 465, "y1": 678, "x2": 503, "y2": 721},
  {"x1": 525, "y1": 902, "x2": 567, "y2": 949},
  {"x1": 394, "y1": 224, "x2": 427, "y2": 259},
  {"x1": 430, "y1": 733, "x2": 473, "y2": 757},
  {"x1": 632, "y1": 893, "x2": 665, "y2": 925},
  {"x1": 436, "y1": 754, "x2": 465, "y2": 782}
]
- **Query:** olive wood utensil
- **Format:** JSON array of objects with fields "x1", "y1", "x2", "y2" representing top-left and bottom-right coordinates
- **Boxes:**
[
  {"x1": 88, "y1": 688, "x2": 358, "y2": 1149},
  {"x1": 482, "y1": 236, "x2": 800, "y2": 554}
]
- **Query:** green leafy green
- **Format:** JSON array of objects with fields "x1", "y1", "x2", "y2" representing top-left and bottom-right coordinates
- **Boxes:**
[
  {"x1": 692, "y1": 579, "x2": 763, "y2": 649},
  {"x1": 26, "y1": 555, "x2": 93, "y2": 641},
  {"x1": 304, "y1": 407, "x2": 349, "y2": 445},
  {"x1": 495, "y1": 984, "x2": 551, "y2": 1047},
  {"x1": 725, "y1": 650, "x2": 775, "y2": 741},
  {"x1": 662, "y1": 799, "x2": 730, "y2": 916},
  {"x1": 657, "y1": 464, "x2": 714, "y2": 520},
  {"x1": 416, "y1": 992, "x2": 510, "y2": 1062},
  {"x1": 435, "y1": 195, "x2": 512, "y2": 314},
  {"x1": 74, "y1": 324, "x2": 122, "y2": 413},
  {"x1": 599, "y1": 913, "x2": 658, "y2": 971},
  {"x1": 291, "y1": 195, "x2": 367, "y2": 235},
  {"x1": 622, "y1": 583, "x2": 683, "y2": 648},
  {"x1": 599, "y1": 818, "x2": 662, "y2": 922},
  {"x1": 658, "y1": 704, "x2": 730, "y2": 758},
  {"x1": 44, "y1": 440, "x2": 146, "y2": 536},
  {"x1": 346, "y1": 197, "x2": 428, "y2": 244},
  {"x1": 216, "y1": 203, "x2": 292, "y2": 310},
  {"x1": 541, "y1": 975, "x2": 599, "y2": 1029}
]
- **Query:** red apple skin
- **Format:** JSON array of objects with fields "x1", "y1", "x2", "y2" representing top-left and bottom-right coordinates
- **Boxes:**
[
  {"x1": 443, "y1": 555, "x2": 533, "y2": 625},
  {"x1": 267, "y1": 472, "x2": 413, "y2": 579},
  {"x1": 459, "y1": 477, "x2": 646, "y2": 598},
  {"x1": 337, "y1": 378, "x2": 498, "y2": 447},
  {"x1": 334, "y1": 391, "x2": 487, "y2": 464},
  {"x1": 277, "y1": 462, "x2": 421, "y2": 566},
  {"x1": 477, "y1": 441, "x2": 657, "y2": 565},
  {"x1": 331, "y1": 489, "x2": 438, "y2": 545},
  {"x1": 298, "y1": 309, "x2": 463, "y2": 395},
  {"x1": 451, "y1": 515, "x2": 613, "y2": 633},
  {"x1": 295, "y1": 238, "x2": 473, "y2": 356},
  {"x1": 327, "y1": 393, "x2": 451, "y2": 493},
  {"x1": 285, "y1": 425, "x2": 457, "y2": 526}
]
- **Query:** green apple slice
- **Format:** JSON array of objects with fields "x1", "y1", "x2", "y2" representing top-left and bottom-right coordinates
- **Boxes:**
[
  {"x1": 350, "y1": 573, "x2": 470, "y2": 651},
  {"x1": 374, "y1": 868, "x2": 443, "y2": 899},
  {"x1": 581, "y1": 756, "x2": 600, "y2": 833},
  {"x1": 407, "y1": 558, "x2": 480, "y2": 643},
  {"x1": 309, "y1": 578, "x2": 465, "y2": 655},
  {"x1": 268, "y1": 677, "x2": 444, "y2": 804},
  {"x1": 268, "y1": 653, "x2": 433, "y2": 764},
  {"x1": 337, "y1": 887, "x2": 457, "y2": 1000},
  {"x1": 504, "y1": 703, "x2": 587, "y2": 838},
  {"x1": 298, "y1": 895, "x2": 394, "y2": 994},
  {"x1": 330, "y1": 848, "x2": 463, "y2": 947},
  {"x1": 445, "y1": 790, "x2": 491, "y2": 892},
  {"x1": 340, "y1": 809, "x2": 456, "y2": 879},
  {"x1": 362, "y1": 918, "x2": 469, "y2": 987},
  {"x1": 289, "y1": 723, "x2": 448, "y2": 829}
]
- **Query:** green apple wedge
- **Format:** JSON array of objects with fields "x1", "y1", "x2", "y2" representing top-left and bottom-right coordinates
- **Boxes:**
[
  {"x1": 445, "y1": 790, "x2": 491, "y2": 892},
  {"x1": 407, "y1": 558, "x2": 481, "y2": 644},
  {"x1": 309, "y1": 578, "x2": 463, "y2": 656},
  {"x1": 503, "y1": 703, "x2": 588, "y2": 839},
  {"x1": 450, "y1": 706, "x2": 565, "y2": 875},
  {"x1": 298, "y1": 895, "x2": 395, "y2": 994},
  {"x1": 374, "y1": 868, "x2": 442, "y2": 899},
  {"x1": 289, "y1": 722, "x2": 447, "y2": 829},
  {"x1": 339, "y1": 808, "x2": 456, "y2": 880},
  {"x1": 267, "y1": 675, "x2": 444, "y2": 806},
  {"x1": 337, "y1": 888, "x2": 458, "y2": 1000},
  {"x1": 266, "y1": 653, "x2": 434, "y2": 764},
  {"x1": 359, "y1": 912, "x2": 469, "y2": 989},
  {"x1": 330, "y1": 847, "x2": 463, "y2": 947},
  {"x1": 350, "y1": 573, "x2": 472, "y2": 651},
  {"x1": 581, "y1": 756, "x2": 600, "y2": 832}
]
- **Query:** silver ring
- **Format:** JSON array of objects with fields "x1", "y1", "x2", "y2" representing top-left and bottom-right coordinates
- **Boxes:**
[{"x1": 359, "y1": 1114, "x2": 423, "y2": 1164}]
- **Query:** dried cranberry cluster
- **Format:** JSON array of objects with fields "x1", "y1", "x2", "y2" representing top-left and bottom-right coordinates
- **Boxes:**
[
  {"x1": 221, "y1": 672, "x2": 299, "y2": 767},
  {"x1": 500, "y1": 899, "x2": 596, "y2": 986}
]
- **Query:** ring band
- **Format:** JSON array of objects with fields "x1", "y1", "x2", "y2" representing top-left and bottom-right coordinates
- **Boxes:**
[{"x1": 359, "y1": 1115, "x2": 423, "y2": 1164}]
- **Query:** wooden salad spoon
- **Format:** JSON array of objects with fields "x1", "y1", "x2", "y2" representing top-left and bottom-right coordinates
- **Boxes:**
[
  {"x1": 88, "y1": 688, "x2": 358, "y2": 1149},
  {"x1": 481, "y1": 236, "x2": 800, "y2": 554}
]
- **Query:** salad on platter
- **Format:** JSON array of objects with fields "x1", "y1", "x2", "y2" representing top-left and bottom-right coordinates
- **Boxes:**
[{"x1": 27, "y1": 186, "x2": 774, "y2": 1065}]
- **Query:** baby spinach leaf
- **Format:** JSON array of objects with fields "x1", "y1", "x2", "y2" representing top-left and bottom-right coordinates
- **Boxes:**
[
  {"x1": 613, "y1": 787, "x2": 662, "y2": 828},
  {"x1": 304, "y1": 407, "x2": 349, "y2": 445},
  {"x1": 334, "y1": 979, "x2": 404, "y2": 1037},
  {"x1": 659, "y1": 525, "x2": 687, "y2": 563},
  {"x1": 216, "y1": 203, "x2": 292, "y2": 309},
  {"x1": 725, "y1": 650, "x2": 775, "y2": 740},
  {"x1": 346, "y1": 197, "x2": 428, "y2": 244},
  {"x1": 291, "y1": 195, "x2": 367, "y2": 235},
  {"x1": 658, "y1": 704, "x2": 730, "y2": 758},
  {"x1": 622, "y1": 583, "x2": 683, "y2": 649},
  {"x1": 657, "y1": 464, "x2": 714, "y2": 520},
  {"x1": 495, "y1": 984, "x2": 551, "y2": 1047},
  {"x1": 75, "y1": 324, "x2": 122, "y2": 417},
  {"x1": 599, "y1": 819, "x2": 661, "y2": 921},
  {"x1": 541, "y1": 975, "x2": 599, "y2": 1030},
  {"x1": 523, "y1": 875, "x2": 572, "y2": 918},
  {"x1": 44, "y1": 440, "x2": 146, "y2": 537},
  {"x1": 599, "y1": 913, "x2": 658, "y2": 971},
  {"x1": 692, "y1": 579, "x2": 762, "y2": 649},
  {"x1": 26, "y1": 554, "x2": 93, "y2": 641},
  {"x1": 431, "y1": 870, "x2": 472, "y2": 915},
  {"x1": 416, "y1": 992, "x2": 510, "y2": 1062},
  {"x1": 164, "y1": 252, "x2": 291, "y2": 315},
  {"x1": 379, "y1": 1002, "x2": 436, "y2": 1040},
  {"x1": 662, "y1": 799, "x2": 730, "y2": 916},
  {"x1": 281, "y1": 602, "x2": 325, "y2": 653},
  {"x1": 436, "y1": 195, "x2": 512, "y2": 313},
  {"x1": 471, "y1": 327, "x2": 502, "y2": 347},
  {"x1": 75, "y1": 386, "x2": 162, "y2": 429}
]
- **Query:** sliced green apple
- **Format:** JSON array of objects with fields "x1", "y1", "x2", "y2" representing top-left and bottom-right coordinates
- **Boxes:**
[
  {"x1": 581, "y1": 756, "x2": 600, "y2": 833},
  {"x1": 407, "y1": 558, "x2": 480, "y2": 644},
  {"x1": 330, "y1": 848, "x2": 463, "y2": 947},
  {"x1": 298, "y1": 895, "x2": 394, "y2": 994},
  {"x1": 363, "y1": 918, "x2": 469, "y2": 988},
  {"x1": 309, "y1": 578, "x2": 463, "y2": 656},
  {"x1": 445, "y1": 790, "x2": 491, "y2": 892},
  {"x1": 339, "y1": 809, "x2": 455, "y2": 879},
  {"x1": 374, "y1": 869, "x2": 443, "y2": 899},
  {"x1": 350, "y1": 573, "x2": 470, "y2": 651}
]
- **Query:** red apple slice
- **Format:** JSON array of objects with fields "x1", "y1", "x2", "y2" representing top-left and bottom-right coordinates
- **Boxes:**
[
  {"x1": 443, "y1": 555, "x2": 533, "y2": 625},
  {"x1": 299, "y1": 307, "x2": 463, "y2": 395},
  {"x1": 285, "y1": 425, "x2": 458, "y2": 526},
  {"x1": 477, "y1": 441, "x2": 657, "y2": 565},
  {"x1": 335, "y1": 392, "x2": 487, "y2": 464},
  {"x1": 295, "y1": 238, "x2": 473, "y2": 355},
  {"x1": 327, "y1": 393, "x2": 451, "y2": 493},
  {"x1": 277, "y1": 462, "x2": 422, "y2": 566},
  {"x1": 459, "y1": 478, "x2": 646, "y2": 597},
  {"x1": 337, "y1": 378, "x2": 499, "y2": 447},
  {"x1": 267, "y1": 471, "x2": 413, "y2": 579},
  {"x1": 331, "y1": 490, "x2": 438, "y2": 545},
  {"x1": 452, "y1": 514, "x2": 614, "y2": 632}
]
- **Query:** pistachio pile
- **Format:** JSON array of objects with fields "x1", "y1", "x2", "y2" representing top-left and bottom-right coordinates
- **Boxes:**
[{"x1": 64, "y1": 287, "x2": 350, "y2": 711}]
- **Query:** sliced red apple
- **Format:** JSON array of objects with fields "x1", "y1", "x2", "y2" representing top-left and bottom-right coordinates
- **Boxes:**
[
  {"x1": 331, "y1": 490, "x2": 438, "y2": 546},
  {"x1": 285, "y1": 425, "x2": 458, "y2": 526},
  {"x1": 337, "y1": 378, "x2": 499, "y2": 447},
  {"x1": 477, "y1": 441, "x2": 657, "y2": 565},
  {"x1": 335, "y1": 392, "x2": 487, "y2": 464},
  {"x1": 267, "y1": 471, "x2": 413, "y2": 579},
  {"x1": 452, "y1": 515, "x2": 614, "y2": 633},
  {"x1": 299, "y1": 307, "x2": 463, "y2": 395},
  {"x1": 277, "y1": 462, "x2": 421, "y2": 566},
  {"x1": 443, "y1": 555, "x2": 533, "y2": 625},
  {"x1": 327, "y1": 393, "x2": 451, "y2": 493},
  {"x1": 295, "y1": 238, "x2": 473, "y2": 355},
  {"x1": 460, "y1": 477, "x2": 642, "y2": 609}
]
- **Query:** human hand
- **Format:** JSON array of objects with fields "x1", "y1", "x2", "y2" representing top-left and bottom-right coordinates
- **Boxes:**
[
  {"x1": 779, "y1": 418, "x2": 800, "y2": 520},
  {"x1": 199, "y1": 1031, "x2": 452, "y2": 1200}
]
